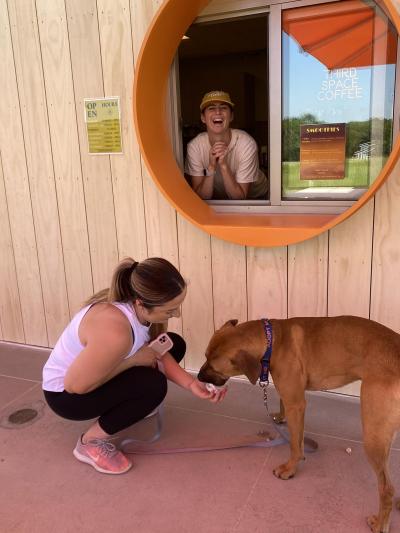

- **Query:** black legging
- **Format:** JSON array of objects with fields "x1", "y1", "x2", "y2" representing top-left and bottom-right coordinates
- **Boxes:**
[{"x1": 43, "y1": 332, "x2": 185, "y2": 435}]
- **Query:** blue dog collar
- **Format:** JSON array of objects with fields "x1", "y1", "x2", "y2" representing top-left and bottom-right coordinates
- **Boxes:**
[{"x1": 260, "y1": 318, "x2": 273, "y2": 383}]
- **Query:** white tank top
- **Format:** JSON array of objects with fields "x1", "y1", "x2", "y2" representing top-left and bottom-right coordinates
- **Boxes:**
[{"x1": 42, "y1": 302, "x2": 150, "y2": 392}]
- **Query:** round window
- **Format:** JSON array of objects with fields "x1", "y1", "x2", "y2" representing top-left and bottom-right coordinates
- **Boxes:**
[{"x1": 134, "y1": 0, "x2": 400, "y2": 246}]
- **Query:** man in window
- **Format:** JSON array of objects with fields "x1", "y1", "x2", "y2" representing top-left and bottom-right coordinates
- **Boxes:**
[{"x1": 185, "y1": 90, "x2": 268, "y2": 200}]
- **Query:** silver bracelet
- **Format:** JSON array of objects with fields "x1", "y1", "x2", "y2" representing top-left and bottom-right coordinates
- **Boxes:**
[{"x1": 205, "y1": 168, "x2": 215, "y2": 177}]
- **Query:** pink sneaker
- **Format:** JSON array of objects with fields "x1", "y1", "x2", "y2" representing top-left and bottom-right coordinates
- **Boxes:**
[{"x1": 73, "y1": 435, "x2": 132, "y2": 475}]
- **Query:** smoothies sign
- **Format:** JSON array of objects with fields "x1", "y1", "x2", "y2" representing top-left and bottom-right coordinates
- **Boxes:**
[{"x1": 300, "y1": 123, "x2": 346, "y2": 180}]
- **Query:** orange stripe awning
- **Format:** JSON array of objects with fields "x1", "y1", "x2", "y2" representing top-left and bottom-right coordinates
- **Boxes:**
[{"x1": 282, "y1": 0, "x2": 398, "y2": 70}]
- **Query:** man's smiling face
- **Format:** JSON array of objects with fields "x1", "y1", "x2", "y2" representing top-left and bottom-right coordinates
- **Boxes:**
[{"x1": 201, "y1": 102, "x2": 233, "y2": 134}]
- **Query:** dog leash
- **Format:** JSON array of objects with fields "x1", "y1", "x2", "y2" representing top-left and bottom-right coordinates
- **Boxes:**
[
  {"x1": 119, "y1": 404, "x2": 164, "y2": 450},
  {"x1": 259, "y1": 318, "x2": 318, "y2": 454},
  {"x1": 119, "y1": 400, "x2": 317, "y2": 455},
  {"x1": 120, "y1": 407, "x2": 288, "y2": 454},
  {"x1": 259, "y1": 318, "x2": 273, "y2": 415},
  {"x1": 121, "y1": 318, "x2": 317, "y2": 455}
]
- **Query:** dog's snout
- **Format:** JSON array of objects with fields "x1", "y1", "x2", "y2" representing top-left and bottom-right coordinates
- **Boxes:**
[
  {"x1": 197, "y1": 366, "x2": 208, "y2": 383},
  {"x1": 197, "y1": 363, "x2": 228, "y2": 387}
]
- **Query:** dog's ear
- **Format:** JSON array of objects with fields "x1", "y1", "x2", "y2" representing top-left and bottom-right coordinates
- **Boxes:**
[
  {"x1": 235, "y1": 350, "x2": 260, "y2": 385},
  {"x1": 219, "y1": 319, "x2": 238, "y2": 331}
]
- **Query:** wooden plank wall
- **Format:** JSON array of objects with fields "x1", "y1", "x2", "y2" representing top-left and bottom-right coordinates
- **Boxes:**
[{"x1": 1, "y1": 0, "x2": 400, "y2": 398}]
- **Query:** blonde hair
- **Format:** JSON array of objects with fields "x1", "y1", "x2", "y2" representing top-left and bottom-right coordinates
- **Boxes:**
[{"x1": 85, "y1": 257, "x2": 186, "y2": 308}]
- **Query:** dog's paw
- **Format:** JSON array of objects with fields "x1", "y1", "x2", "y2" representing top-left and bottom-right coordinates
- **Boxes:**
[
  {"x1": 273, "y1": 463, "x2": 296, "y2": 480},
  {"x1": 367, "y1": 514, "x2": 388, "y2": 533}
]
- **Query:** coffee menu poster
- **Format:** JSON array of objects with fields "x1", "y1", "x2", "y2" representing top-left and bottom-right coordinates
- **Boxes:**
[{"x1": 300, "y1": 123, "x2": 346, "y2": 180}]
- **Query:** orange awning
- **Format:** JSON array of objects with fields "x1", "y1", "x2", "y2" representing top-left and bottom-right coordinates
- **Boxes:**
[{"x1": 282, "y1": 0, "x2": 398, "y2": 70}]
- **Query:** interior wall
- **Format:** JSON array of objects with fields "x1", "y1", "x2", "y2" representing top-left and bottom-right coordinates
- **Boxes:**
[
  {"x1": 179, "y1": 52, "x2": 268, "y2": 155},
  {"x1": 179, "y1": 53, "x2": 269, "y2": 125},
  {"x1": 1, "y1": 0, "x2": 400, "y2": 398}
]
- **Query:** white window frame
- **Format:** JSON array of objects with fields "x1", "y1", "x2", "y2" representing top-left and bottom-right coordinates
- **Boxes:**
[{"x1": 169, "y1": 0, "x2": 400, "y2": 215}]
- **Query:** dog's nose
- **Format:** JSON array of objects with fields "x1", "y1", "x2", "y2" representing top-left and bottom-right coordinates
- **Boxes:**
[
  {"x1": 198, "y1": 366, "x2": 227, "y2": 387},
  {"x1": 197, "y1": 368, "x2": 207, "y2": 382}
]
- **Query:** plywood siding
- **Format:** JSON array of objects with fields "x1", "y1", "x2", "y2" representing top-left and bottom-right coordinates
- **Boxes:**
[
  {"x1": 36, "y1": 0, "x2": 93, "y2": 317},
  {"x1": 288, "y1": 233, "x2": 328, "y2": 318},
  {"x1": 1, "y1": 0, "x2": 400, "y2": 399},
  {"x1": 328, "y1": 203, "x2": 374, "y2": 318},
  {"x1": 371, "y1": 159, "x2": 400, "y2": 332},
  {"x1": 0, "y1": 152, "x2": 24, "y2": 342},
  {"x1": 247, "y1": 246, "x2": 288, "y2": 320},
  {"x1": 8, "y1": 0, "x2": 70, "y2": 345},
  {"x1": 0, "y1": 0, "x2": 47, "y2": 346},
  {"x1": 98, "y1": 0, "x2": 148, "y2": 262}
]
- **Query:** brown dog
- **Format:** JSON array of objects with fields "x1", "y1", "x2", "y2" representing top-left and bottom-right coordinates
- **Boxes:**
[{"x1": 197, "y1": 316, "x2": 400, "y2": 533}]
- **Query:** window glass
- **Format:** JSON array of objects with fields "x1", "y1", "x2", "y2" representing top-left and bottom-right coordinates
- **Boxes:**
[{"x1": 282, "y1": 0, "x2": 397, "y2": 201}]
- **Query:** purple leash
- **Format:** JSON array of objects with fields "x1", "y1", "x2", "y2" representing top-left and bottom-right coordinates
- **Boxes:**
[{"x1": 121, "y1": 319, "x2": 317, "y2": 455}]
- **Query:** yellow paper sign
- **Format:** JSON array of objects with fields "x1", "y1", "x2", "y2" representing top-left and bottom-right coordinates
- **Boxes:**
[{"x1": 84, "y1": 97, "x2": 122, "y2": 154}]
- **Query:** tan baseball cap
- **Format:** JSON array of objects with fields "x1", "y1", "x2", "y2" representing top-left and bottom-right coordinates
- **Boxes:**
[{"x1": 200, "y1": 90, "x2": 235, "y2": 112}]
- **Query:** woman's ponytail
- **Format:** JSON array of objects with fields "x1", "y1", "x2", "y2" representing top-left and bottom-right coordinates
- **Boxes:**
[{"x1": 83, "y1": 257, "x2": 185, "y2": 309}]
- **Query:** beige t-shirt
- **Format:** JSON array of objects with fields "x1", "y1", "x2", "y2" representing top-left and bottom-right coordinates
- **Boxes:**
[{"x1": 185, "y1": 129, "x2": 268, "y2": 200}]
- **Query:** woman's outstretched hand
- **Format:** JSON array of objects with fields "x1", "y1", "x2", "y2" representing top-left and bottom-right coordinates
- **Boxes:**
[{"x1": 188, "y1": 378, "x2": 227, "y2": 403}]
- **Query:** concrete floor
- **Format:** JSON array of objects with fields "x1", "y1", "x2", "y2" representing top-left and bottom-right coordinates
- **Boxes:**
[{"x1": 1, "y1": 344, "x2": 400, "y2": 533}]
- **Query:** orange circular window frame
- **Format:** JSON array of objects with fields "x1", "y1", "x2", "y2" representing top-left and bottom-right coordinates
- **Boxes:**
[{"x1": 134, "y1": 0, "x2": 400, "y2": 247}]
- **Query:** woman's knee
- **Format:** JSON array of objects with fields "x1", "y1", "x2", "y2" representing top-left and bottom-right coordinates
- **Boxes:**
[
  {"x1": 168, "y1": 332, "x2": 186, "y2": 363},
  {"x1": 131, "y1": 366, "x2": 168, "y2": 403},
  {"x1": 150, "y1": 369, "x2": 168, "y2": 403},
  {"x1": 110, "y1": 366, "x2": 168, "y2": 403}
]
